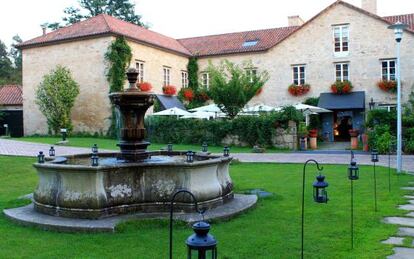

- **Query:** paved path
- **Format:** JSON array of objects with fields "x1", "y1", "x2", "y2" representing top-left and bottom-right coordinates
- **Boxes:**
[{"x1": 1, "y1": 139, "x2": 413, "y2": 172}]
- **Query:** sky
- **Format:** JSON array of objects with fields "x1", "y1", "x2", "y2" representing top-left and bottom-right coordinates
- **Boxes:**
[{"x1": 0, "y1": 0, "x2": 412, "y2": 49}]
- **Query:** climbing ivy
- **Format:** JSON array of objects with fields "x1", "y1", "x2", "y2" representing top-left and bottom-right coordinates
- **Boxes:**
[
  {"x1": 187, "y1": 57, "x2": 199, "y2": 90},
  {"x1": 105, "y1": 36, "x2": 132, "y2": 93},
  {"x1": 105, "y1": 36, "x2": 132, "y2": 137}
]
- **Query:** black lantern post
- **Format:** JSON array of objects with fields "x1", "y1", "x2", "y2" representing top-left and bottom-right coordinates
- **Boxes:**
[
  {"x1": 368, "y1": 98, "x2": 375, "y2": 111},
  {"x1": 202, "y1": 142, "x2": 208, "y2": 153},
  {"x1": 223, "y1": 146, "x2": 230, "y2": 157},
  {"x1": 186, "y1": 221, "x2": 217, "y2": 259},
  {"x1": 301, "y1": 159, "x2": 328, "y2": 259},
  {"x1": 371, "y1": 149, "x2": 379, "y2": 211},
  {"x1": 92, "y1": 144, "x2": 98, "y2": 154},
  {"x1": 186, "y1": 151, "x2": 194, "y2": 163},
  {"x1": 60, "y1": 128, "x2": 67, "y2": 141},
  {"x1": 91, "y1": 153, "x2": 99, "y2": 166},
  {"x1": 348, "y1": 151, "x2": 359, "y2": 249},
  {"x1": 37, "y1": 151, "x2": 45, "y2": 163},
  {"x1": 49, "y1": 146, "x2": 55, "y2": 157},
  {"x1": 169, "y1": 189, "x2": 214, "y2": 259}
]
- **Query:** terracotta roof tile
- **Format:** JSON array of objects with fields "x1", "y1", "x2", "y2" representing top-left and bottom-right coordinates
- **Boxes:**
[
  {"x1": 0, "y1": 85, "x2": 22, "y2": 106},
  {"x1": 382, "y1": 13, "x2": 414, "y2": 31},
  {"x1": 178, "y1": 26, "x2": 299, "y2": 57},
  {"x1": 18, "y1": 14, "x2": 191, "y2": 56}
]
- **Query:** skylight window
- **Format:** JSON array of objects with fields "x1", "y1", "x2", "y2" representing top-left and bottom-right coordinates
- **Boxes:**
[{"x1": 242, "y1": 40, "x2": 258, "y2": 47}]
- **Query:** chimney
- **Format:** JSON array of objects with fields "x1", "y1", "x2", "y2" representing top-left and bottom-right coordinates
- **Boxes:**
[
  {"x1": 361, "y1": 0, "x2": 377, "y2": 14},
  {"x1": 288, "y1": 16, "x2": 305, "y2": 27},
  {"x1": 40, "y1": 24, "x2": 47, "y2": 36}
]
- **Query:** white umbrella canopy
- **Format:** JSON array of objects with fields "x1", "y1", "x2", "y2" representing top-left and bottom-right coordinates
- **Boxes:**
[
  {"x1": 189, "y1": 104, "x2": 222, "y2": 113},
  {"x1": 152, "y1": 107, "x2": 191, "y2": 116},
  {"x1": 293, "y1": 103, "x2": 332, "y2": 113},
  {"x1": 181, "y1": 111, "x2": 218, "y2": 119},
  {"x1": 242, "y1": 104, "x2": 281, "y2": 113}
]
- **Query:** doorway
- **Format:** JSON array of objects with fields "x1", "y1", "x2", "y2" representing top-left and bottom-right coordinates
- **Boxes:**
[{"x1": 334, "y1": 111, "x2": 353, "y2": 141}]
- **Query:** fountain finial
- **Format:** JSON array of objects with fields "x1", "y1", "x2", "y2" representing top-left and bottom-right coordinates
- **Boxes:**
[{"x1": 126, "y1": 67, "x2": 139, "y2": 91}]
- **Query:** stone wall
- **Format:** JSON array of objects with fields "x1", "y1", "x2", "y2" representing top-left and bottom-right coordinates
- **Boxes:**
[{"x1": 197, "y1": 3, "x2": 414, "y2": 109}]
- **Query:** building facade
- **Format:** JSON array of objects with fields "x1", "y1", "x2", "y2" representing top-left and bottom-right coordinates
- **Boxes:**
[{"x1": 18, "y1": 0, "x2": 414, "y2": 138}]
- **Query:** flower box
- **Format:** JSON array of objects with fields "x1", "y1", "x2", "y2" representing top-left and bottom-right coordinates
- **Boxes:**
[
  {"x1": 331, "y1": 81, "x2": 353, "y2": 94},
  {"x1": 377, "y1": 80, "x2": 397, "y2": 93},
  {"x1": 162, "y1": 85, "x2": 177, "y2": 95},
  {"x1": 138, "y1": 82, "x2": 152, "y2": 92},
  {"x1": 183, "y1": 88, "x2": 194, "y2": 101},
  {"x1": 288, "y1": 84, "x2": 310, "y2": 96}
]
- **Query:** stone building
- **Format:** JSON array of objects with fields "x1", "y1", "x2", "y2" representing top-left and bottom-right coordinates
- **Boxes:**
[{"x1": 18, "y1": 0, "x2": 414, "y2": 139}]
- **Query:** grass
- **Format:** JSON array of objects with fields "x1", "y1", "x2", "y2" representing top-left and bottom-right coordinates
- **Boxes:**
[
  {"x1": 12, "y1": 136, "x2": 291, "y2": 153},
  {"x1": 0, "y1": 156, "x2": 412, "y2": 258}
]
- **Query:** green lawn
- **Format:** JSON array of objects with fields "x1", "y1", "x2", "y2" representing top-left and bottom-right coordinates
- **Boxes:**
[
  {"x1": 0, "y1": 156, "x2": 411, "y2": 258},
  {"x1": 13, "y1": 136, "x2": 290, "y2": 153}
]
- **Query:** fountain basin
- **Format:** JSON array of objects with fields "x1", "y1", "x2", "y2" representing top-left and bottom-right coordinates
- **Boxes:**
[{"x1": 33, "y1": 151, "x2": 233, "y2": 219}]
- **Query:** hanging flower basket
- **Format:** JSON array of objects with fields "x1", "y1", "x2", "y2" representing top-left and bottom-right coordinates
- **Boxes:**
[
  {"x1": 138, "y1": 82, "x2": 152, "y2": 92},
  {"x1": 288, "y1": 84, "x2": 310, "y2": 96},
  {"x1": 162, "y1": 85, "x2": 177, "y2": 95},
  {"x1": 331, "y1": 81, "x2": 353, "y2": 94},
  {"x1": 377, "y1": 80, "x2": 397, "y2": 93},
  {"x1": 183, "y1": 88, "x2": 194, "y2": 101}
]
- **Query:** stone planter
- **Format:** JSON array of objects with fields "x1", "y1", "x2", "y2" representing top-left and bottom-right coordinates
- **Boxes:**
[
  {"x1": 350, "y1": 136, "x2": 359, "y2": 150},
  {"x1": 362, "y1": 133, "x2": 369, "y2": 152},
  {"x1": 309, "y1": 137, "x2": 317, "y2": 149}
]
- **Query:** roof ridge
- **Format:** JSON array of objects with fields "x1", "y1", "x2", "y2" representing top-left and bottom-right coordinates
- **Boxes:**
[
  {"x1": 178, "y1": 26, "x2": 298, "y2": 41},
  {"x1": 383, "y1": 13, "x2": 414, "y2": 18},
  {"x1": 100, "y1": 13, "x2": 112, "y2": 32}
]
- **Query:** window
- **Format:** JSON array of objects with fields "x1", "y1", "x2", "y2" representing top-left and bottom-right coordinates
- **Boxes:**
[
  {"x1": 245, "y1": 68, "x2": 257, "y2": 83},
  {"x1": 333, "y1": 25, "x2": 349, "y2": 55},
  {"x1": 136, "y1": 61, "x2": 144, "y2": 83},
  {"x1": 181, "y1": 71, "x2": 188, "y2": 88},
  {"x1": 243, "y1": 40, "x2": 258, "y2": 47},
  {"x1": 335, "y1": 63, "x2": 349, "y2": 81},
  {"x1": 163, "y1": 67, "x2": 170, "y2": 86},
  {"x1": 381, "y1": 59, "x2": 396, "y2": 81},
  {"x1": 201, "y1": 72, "x2": 209, "y2": 88},
  {"x1": 292, "y1": 65, "x2": 305, "y2": 85}
]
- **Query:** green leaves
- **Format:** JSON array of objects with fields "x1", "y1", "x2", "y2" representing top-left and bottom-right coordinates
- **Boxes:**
[
  {"x1": 207, "y1": 60, "x2": 269, "y2": 119},
  {"x1": 35, "y1": 66, "x2": 80, "y2": 134},
  {"x1": 105, "y1": 36, "x2": 132, "y2": 93}
]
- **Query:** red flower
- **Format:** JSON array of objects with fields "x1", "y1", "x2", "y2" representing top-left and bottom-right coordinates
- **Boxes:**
[
  {"x1": 138, "y1": 82, "x2": 152, "y2": 92},
  {"x1": 162, "y1": 85, "x2": 177, "y2": 95},
  {"x1": 183, "y1": 88, "x2": 194, "y2": 101},
  {"x1": 377, "y1": 80, "x2": 396, "y2": 93},
  {"x1": 288, "y1": 84, "x2": 311, "y2": 96}
]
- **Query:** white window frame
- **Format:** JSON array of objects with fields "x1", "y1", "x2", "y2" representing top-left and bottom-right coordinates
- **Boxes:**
[
  {"x1": 381, "y1": 59, "x2": 396, "y2": 81},
  {"x1": 333, "y1": 24, "x2": 349, "y2": 57},
  {"x1": 292, "y1": 65, "x2": 306, "y2": 85},
  {"x1": 201, "y1": 72, "x2": 209, "y2": 88},
  {"x1": 181, "y1": 71, "x2": 188, "y2": 88},
  {"x1": 163, "y1": 67, "x2": 171, "y2": 86},
  {"x1": 335, "y1": 62, "x2": 350, "y2": 82},
  {"x1": 245, "y1": 68, "x2": 258, "y2": 83},
  {"x1": 136, "y1": 61, "x2": 145, "y2": 83}
]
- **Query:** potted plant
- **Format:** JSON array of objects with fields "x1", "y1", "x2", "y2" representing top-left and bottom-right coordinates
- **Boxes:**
[
  {"x1": 349, "y1": 129, "x2": 359, "y2": 149},
  {"x1": 288, "y1": 84, "x2": 311, "y2": 96},
  {"x1": 138, "y1": 82, "x2": 152, "y2": 92},
  {"x1": 330, "y1": 80, "x2": 353, "y2": 94},
  {"x1": 377, "y1": 80, "x2": 397, "y2": 93},
  {"x1": 162, "y1": 85, "x2": 177, "y2": 95},
  {"x1": 308, "y1": 129, "x2": 318, "y2": 149}
]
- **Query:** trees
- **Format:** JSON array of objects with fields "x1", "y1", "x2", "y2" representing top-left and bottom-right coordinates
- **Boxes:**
[
  {"x1": 0, "y1": 36, "x2": 23, "y2": 85},
  {"x1": 207, "y1": 60, "x2": 269, "y2": 119},
  {"x1": 0, "y1": 40, "x2": 14, "y2": 85},
  {"x1": 35, "y1": 66, "x2": 80, "y2": 134},
  {"x1": 47, "y1": 0, "x2": 146, "y2": 30}
]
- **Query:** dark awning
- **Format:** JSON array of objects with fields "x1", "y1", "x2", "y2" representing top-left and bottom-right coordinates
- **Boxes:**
[
  {"x1": 156, "y1": 94, "x2": 186, "y2": 110},
  {"x1": 318, "y1": 91, "x2": 365, "y2": 110}
]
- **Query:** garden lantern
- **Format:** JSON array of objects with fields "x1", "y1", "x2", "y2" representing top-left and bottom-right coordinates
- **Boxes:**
[
  {"x1": 348, "y1": 158, "x2": 359, "y2": 180},
  {"x1": 371, "y1": 149, "x2": 379, "y2": 162},
  {"x1": 49, "y1": 146, "x2": 55, "y2": 157},
  {"x1": 92, "y1": 144, "x2": 98, "y2": 154},
  {"x1": 202, "y1": 142, "x2": 208, "y2": 153},
  {"x1": 60, "y1": 128, "x2": 67, "y2": 141},
  {"x1": 348, "y1": 151, "x2": 359, "y2": 249},
  {"x1": 37, "y1": 151, "x2": 45, "y2": 163},
  {"x1": 223, "y1": 146, "x2": 230, "y2": 157},
  {"x1": 186, "y1": 151, "x2": 194, "y2": 163},
  {"x1": 368, "y1": 98, "x2": 375, "y2": 111},
  {"x1": 313, "y1": 174, "x2": 329, "y2": 203},
  {"x1": 91, "y1": 153, "x2": 99, "y2": 166},
  {"x1": 167, "y1": 143, "x2": 173, "y2": 153},
  {"x1": 186, "y1": 221, "x2": 217, "y2": 259}
]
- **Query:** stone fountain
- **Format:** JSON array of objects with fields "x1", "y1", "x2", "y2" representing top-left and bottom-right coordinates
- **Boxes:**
[{"x1": 4, "y1": 68, "x2": 257, "y2": 231}]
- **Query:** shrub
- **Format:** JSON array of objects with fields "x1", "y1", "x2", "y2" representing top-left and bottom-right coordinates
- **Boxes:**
[
  {"x1": 331, "y1": 80, "x2": 353, "y2": 94},
  {"x1": 35, "y1": 66, "x2": 80, "y2": 134}
]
